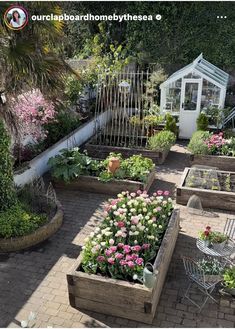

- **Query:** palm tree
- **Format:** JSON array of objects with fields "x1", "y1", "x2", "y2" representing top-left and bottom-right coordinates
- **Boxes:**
[{"x1": 0, "y1": 1, "x2": 75, "y2": 132}]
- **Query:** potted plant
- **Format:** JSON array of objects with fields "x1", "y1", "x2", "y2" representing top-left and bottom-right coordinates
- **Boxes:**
[
  {"x1": 197, "y1": 258, "x2": 224, "y2": 283},
  {"x1": 223, "y1": 267, "x2": 235, "y2": 296},
  {"x1": 210, "y1": 231, "x2": 228, "y2": 252},
  {"x1": 198, "y1": 226, "x2": 212, "y2": 247}
]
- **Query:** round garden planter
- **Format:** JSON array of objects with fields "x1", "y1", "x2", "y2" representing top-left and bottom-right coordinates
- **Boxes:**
[{"x1": 0, "y1": 201, "x2": 63, "y2": 253}]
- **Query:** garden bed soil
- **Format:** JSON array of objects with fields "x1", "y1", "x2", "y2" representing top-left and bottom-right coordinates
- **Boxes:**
[
  {"x1": 0, "y1": 201, "x2": 63, "y2": 253},
  {"x1": 189, "y1": 153, "x2": 235, "y2": 171},
  {"x1": 176, "y1": 167, "x2": 235, "y2": 211},
  {"x1": 52, "y1": 168, "x2": 155, "y2": 195},
  {"x1": 85, "y1": 142, "x2": 169, "y2": 165},
  {"x1": 67, "y1": 209, "x2": 180, "y2": 324}
]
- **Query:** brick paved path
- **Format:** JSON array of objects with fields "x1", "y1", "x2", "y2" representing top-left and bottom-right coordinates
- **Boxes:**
[{"x1": 1, "y1": 142, "x2": 235, "y2": 328}]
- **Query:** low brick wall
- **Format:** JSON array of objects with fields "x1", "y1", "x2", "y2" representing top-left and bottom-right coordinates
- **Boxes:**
[
  {"x1": 67, "y1": 209, "x2": 180, "y2": 324},
  {"x1": 0, "y1": 202, "x2": 63, "y2": 253}
]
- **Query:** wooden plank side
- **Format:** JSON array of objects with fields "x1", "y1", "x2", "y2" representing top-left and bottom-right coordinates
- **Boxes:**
[
  {"x1": 190, "y1": 154, "x2": 235, "y2": 171},
  {"x1": 53, "y1": 168, "x2": 155, "y2": 194},
  {"x1": 176, "y1": 187, "x2": 235, "y2": 211},
  {"x1": 85, "y1": 142, "x2": 166, "y2": 164},
  {"x1": 74, "y1": 297, "x2": 154, "y2": 324},
  {"x1": 73, "y1": 285, "x2": 148, "y2": 312},
  {"x1": 73, "y1": 272, "x2": 151, "y2": 299},
  {"x1": 151, "y1": 210, "x2": 180, "y2": 313}
]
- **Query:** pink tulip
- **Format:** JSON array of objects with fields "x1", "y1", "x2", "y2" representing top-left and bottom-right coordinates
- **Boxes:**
[
  {"x1": 131, "y1": 245, "x2": 141, "y2": 252},
  {"x1": 127, "y1": 261, "x2": 135, "y2": 268},
  {"x1": 135, "y1": 258, "x2": 144, "y2": 266},
  {"x1": 97, "y1": 256, "x2": 105, "y2": 263},
  {"x1": 115, "y1": 253, "x2": 124, "y2": 259},
  {"x1": 107, "y1": 257, "x2": 115, "y2": 265}
]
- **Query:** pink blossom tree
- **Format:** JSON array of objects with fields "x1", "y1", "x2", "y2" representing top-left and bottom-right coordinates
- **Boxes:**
[{"x1": 11, "y1": 89, "x2": 56, "y2": 142}]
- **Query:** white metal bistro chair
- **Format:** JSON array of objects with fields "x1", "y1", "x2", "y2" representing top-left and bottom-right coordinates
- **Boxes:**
[
  {"x1": 182, "y1": 256, "x2": 223, "y2": 312},
  {"x1": 224, "y1": 218, "x2": 235, "y2": 241},
  {"x1": 224, "y1": 218, "x2": 235, "y2": 265}
]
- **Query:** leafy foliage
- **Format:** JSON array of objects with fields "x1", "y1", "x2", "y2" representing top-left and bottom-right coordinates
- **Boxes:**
[
  {"x1": 41, "y1": 109, "x2": 81, "y2": 149},
  {"x1": 0, "y1": 202, "x2": 47, "y2": 238},
  {"x1": 63, "y1": 2, "x2": 235, "y2": 68},
  {"x1": 188, "y1": 131, "x2": 211, "y2": 155},
  {"x1": 0, "y1": 120, "x2": 17, "y2": 211},
  {"x1": 165, "y1": 113, "x2": 178, "y2": 136},
  {"x1": 223, "y1": 267, "x2": 235, "y2": 289},
  {"x1": 197, "y1": 258, "x2": 224, "y2": 275},
  {"x1": 48, "y1": 149, "x2": 154, "y2": 183},
  {"x1": 147, "y1": 130, "x2": 176, "y2": 152},
  {"x1": 197, "y1": 113, "x2": 209, "y2": 131}
]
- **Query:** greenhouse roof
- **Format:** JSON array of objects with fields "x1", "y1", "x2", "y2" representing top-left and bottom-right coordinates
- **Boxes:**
[{"x1": 161, "y1": 54, "x2": 229, "y2": 88}]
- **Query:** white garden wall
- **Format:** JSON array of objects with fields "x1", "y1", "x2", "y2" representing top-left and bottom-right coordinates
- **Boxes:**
[{"x1": 14, "y1": 111, "x2": 111, "y2": 186}]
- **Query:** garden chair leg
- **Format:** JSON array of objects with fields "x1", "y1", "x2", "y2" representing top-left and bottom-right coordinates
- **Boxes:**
[{"x1": 183, "y1": 281, "x2": 218, "y2": 312}]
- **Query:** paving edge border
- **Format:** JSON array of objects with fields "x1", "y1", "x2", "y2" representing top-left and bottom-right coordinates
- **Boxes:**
[{"x1": 0, "y1": 201, "x2": 63, "y2": 253}]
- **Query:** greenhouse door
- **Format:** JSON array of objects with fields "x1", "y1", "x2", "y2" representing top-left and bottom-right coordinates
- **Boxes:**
[{"x1": 179, "y1": 79, "x2": 202, "y2": 139}]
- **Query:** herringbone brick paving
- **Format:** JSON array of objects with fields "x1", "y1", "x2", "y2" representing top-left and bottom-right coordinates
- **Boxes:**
[{"x1": 0, "y1": 142, "x2": 235, "y2": 328}]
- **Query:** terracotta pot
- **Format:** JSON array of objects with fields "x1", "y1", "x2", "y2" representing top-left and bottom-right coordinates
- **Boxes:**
[{"x1": 107, "y1": 157, "x2": 120, "y2": 174}]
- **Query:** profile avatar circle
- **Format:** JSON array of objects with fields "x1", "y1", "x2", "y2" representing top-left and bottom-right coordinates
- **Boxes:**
[{"x1": 4, "y1": 6, "x2": 28, "y2": 30}]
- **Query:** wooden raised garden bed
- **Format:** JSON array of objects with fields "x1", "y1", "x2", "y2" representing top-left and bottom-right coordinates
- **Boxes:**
[
  {"x1": 53, "y1": 168, "x2": 155, "y2": 195},
  {"x1": 67, "y1": 209, "x2": 180, "y2": 324},
  {"x1": 176, "y1": 167, "x2": 235, "y2": 211},
  {"x1": 85, "y1": 142, "x2": 169, "y2": 165},
  {"x1": 189, "y1": 153, "x2": 235, "y2": 171}
]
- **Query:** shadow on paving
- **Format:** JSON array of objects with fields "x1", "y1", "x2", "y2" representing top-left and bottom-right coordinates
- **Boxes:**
[{"x1": 0, "y1": 190, "x2": 109, "y2": 327}]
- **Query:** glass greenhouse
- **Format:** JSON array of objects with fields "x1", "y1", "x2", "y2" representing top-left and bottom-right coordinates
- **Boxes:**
[{"x1": 160, "y1": 54, "x2": 229, "y2": 138}]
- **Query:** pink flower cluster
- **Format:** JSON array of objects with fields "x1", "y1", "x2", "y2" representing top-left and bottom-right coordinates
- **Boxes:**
[
  {"x1": 97, "y1": 243, "x2": 148, "y2": 268},
  {"x1": 82, "y1": 190, "x2": 173, "y2": 280},
  {"x1": 11, "y1": 89, "x2": 56, "y2": 141},
  {"x1": 204, "y1": 132, "x2": 226, "y2": 150}
]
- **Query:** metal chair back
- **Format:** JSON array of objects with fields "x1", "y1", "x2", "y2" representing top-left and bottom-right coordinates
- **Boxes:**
[
  {"x1": 224, "y1": 218, "x2": 235, "y2": 241},
  {"x1": 182, "y1": 256, "x2": 205, "y2": 285}
]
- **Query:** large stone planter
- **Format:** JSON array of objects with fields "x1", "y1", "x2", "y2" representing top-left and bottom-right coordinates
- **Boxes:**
[
  {"x1": 176, "y1": 167, "x2": 235, "y2": 211},
  {"x1": 53, "y1": 168, "x2": 155, "y2": 195},
  {"x1": 0, "y1": 201, "x2": 63, "y2": 253},
  {"x1": 67, "y1": 209, "x2": 180, "y2": 324},
  {"x1": 189, "y1": 153, "x2": 235, "y2": 171},
  {"x1": 85, "y1": 142, "x2": 169, "y2": 165}
]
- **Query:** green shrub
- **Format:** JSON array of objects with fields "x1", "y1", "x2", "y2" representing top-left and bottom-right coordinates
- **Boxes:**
[
  {"x1": 42, "y1": 109, "x2": 80, "y2": 149},
  {"x1": 197, "y1": 113, "x2": 209, "y2": 131},
  {"x1": 0, "y1": 202, "x2": 47, "y2": 238},
  {"x1": 65, "y1": 75, "x2": 85, "y2": 105},
  {"x1": 188, "y1": 131, "x2": 211, "y2": 155},
  {"x1": 165, "y1": 113, "x2": 177, "y2": 135},
  {"x1": 48, "y1": 148, "x2": 98, "y2": 182},
  {"x1": 223, "y1": 267, "x2": 235, "y2": 289},
  {"x1": 147, "y1": 130, "x2": 176, "y2": 152},
  {"x1": 0, "y1": 120, "x2": 17, "y2": 211}
]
